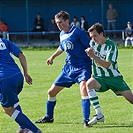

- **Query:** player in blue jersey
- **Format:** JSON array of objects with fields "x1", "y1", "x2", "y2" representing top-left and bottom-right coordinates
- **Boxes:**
[
  {"x1": 35, "y1": 10, "x2": 96, "y2": 127},
  {"x1": 0, "y1": 38, "x2": 42, "y2": 133}
]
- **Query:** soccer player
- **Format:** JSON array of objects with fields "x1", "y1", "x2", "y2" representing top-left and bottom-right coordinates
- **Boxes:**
[
  {"x1": 35, "y1": 10, "x2": 94, "y2": 127},
  {"x1": 85, "y1": 22, "x2": 133, "y2": 125},
  {"x1": 0, "y1": 38, "x2": 42, "y2": 133}
]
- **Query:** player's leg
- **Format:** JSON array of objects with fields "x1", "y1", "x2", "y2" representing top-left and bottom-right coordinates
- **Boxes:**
[
  {"x1": 118, "y1": 90, "x2": 133, "y2": 104},
  {"x1": 1, "y1": 74, "x2": 42, "y2": 133},
  {"x1": 112, "y1": 21, "x2": 116, "y2": 37},
  {"x1": 86, "y1": 78, "x2": 104, "y2": 125},
  {"x1": 125, "y1": 37, "x2": 129, "y2": 47},
  {"x1": 111, "y1": 77, "x2": 133, "y2": 104},
  {"x1": 131, "y1": 37, "x2": 133, "y2": 47},
  {"x1": 107, "y1": 22, "x2": 111, "y2": 37},
  {"x1": 3, "y1": 106, "x2": 41, "y2": 133},
  {"x1": 79, "y1": 80, "x2": 90, "y2": 127},
  {"x1": 35, "y1": 84, "x2": 64, "y2": 123},
  {"x1": 14, "y1": 103, "x2": 43, "y2": 133},
  {"x1": 77, "y1": 65, "x2": 92, "y2": 127},
  {"x1": 14, "y1": 103, "x2": 25, "y2": 129},
  {"x1": 46, "y1": 85, "x2": 64, "y2": 120},
  {"x1": 35, "y1": 66, "x2": 73, "y2": 124}
]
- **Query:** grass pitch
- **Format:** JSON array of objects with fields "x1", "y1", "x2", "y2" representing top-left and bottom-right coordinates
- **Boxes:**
[{"x1": 0, "y1": 48, "x2": 133, "y2": 133}]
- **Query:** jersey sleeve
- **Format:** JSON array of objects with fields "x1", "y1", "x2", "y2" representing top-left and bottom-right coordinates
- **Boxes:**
[
  {"x1": 60, "y1": 43, "x2": 64, "y2": 51},
  {"x1": 4, "y1": 39, "x2": 22, "y2": 57}
]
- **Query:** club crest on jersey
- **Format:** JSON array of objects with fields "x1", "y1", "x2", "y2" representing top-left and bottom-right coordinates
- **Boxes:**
[
  {"x1": 0, "y1": 41, "x2": 6, "y2": 50},
  {"x1": 64, "y1": 41, "x2": 74, "y2": 51}
]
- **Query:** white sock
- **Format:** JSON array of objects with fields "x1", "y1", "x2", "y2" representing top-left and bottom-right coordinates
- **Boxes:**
[{"x1": 87, "y1": 89, "x2": 102, "y2": 115}]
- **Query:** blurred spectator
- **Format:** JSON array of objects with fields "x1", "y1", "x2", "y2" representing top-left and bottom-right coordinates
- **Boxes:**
[
  {"x1": 31, "y1": 13, "x2": 45, "y2": 39},
  {"x1": 71, "y1": 16, "x2": 80, "y2": 28},
  {"x1": 32, "y1": 13, "x2": 45, "y2": 32},
  {"x1": 48, "y1": 18, "x2": 59, "y2": 41},
  {"x1": 125, "y1": 21, "x2": 133, "y2": 47},
  {"x1": 0, "y1": 19, "x2": 9, "y2": 39},
  {"x1": 106, "y1": 3, "x2": 118, "y2": 37},
  {"x1": 80, "y1": 16, "x2": 88, "y2": 31}
]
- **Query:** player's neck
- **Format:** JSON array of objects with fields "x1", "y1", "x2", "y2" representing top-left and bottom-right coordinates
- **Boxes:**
[
  {"x1": 64, "y1": 25, "x2": 71, "y2": 32},
  {"x1": 100, "y1": 37, "x2": 106, "y2": 45}
]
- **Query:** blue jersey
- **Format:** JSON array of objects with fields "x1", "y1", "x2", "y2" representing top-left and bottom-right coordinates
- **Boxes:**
[
  {"x1": 60, "y1": 26, "x2": 92, "y2": 66},
  {"x1": 0, "y1": 38, "x2": 21, "y2": 79}
]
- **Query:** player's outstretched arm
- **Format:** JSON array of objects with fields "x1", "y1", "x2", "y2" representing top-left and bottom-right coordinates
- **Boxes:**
[
  {"x1": 47, "y1": 46, "x2": 63, "y2": 65},
  {"x1": 18, "y1": 52, "x2": 32, "y2": 85}
]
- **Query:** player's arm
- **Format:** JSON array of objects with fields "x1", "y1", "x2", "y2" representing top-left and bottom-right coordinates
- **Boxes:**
[
  {"x1": 18, "y1": 52, "x2": 32, "y2": 85},
  {"x1": 47, "y1": 46, "x2": 63, "y2": 65},
  {"x1": 85, "y1": 47, "x2": 112, "y2": 68}
]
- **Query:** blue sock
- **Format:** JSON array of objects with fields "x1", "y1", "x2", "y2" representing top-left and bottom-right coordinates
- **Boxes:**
[
  {"x1": 46, "y1": 100, "x2": 56, "y2": 119},
  {"x1": 14, "y1": 104, "x2": 25, "y2": 129},
  {"x1": 15, "y1": 104, "x2": 22, "y2": 112},
  {"x1": 82, "y1": 98, "x2": 90, "y2": 122},
  {"x1": 11, "y1": 110, "x2": 38, "y2": 133}
]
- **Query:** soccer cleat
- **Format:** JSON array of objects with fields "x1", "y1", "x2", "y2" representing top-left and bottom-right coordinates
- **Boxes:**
[
  {"x1": 35, "y1": 116, "x2": 54, "y2": 123},
  {"x1": 84, "y1": 120, "x2": 90, "y2": 128},
  {"x1": 88, "y1": 114, "x2": 104, "y2": 125}
]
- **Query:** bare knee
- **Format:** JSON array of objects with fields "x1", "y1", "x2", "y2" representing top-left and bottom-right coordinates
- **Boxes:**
[
  {"x1": 47, "y1": 85, "x2": 64, "y2": 97},
  {"x1": 118, "y1": 90, "x2": 133, "y2": 104},
  {"x1": 80, "y1": 81, "x2": 88, "y2": 96},
  {"x1": 47, "y1": 89, "x2": 54, "y2": 97},
  {"x1": 130, "y1": 94, "x2": 133, "y2": 104},
  {"x1": 86, "y1": 78, "x2": 101, "y2": 90},
  {"x1": 130, "y1": 101, "x2": 133, "y2": 104},
  {"x1": 128, "y1": 96, "x2": 133, "y2": 104},
  {"x1": 3, "y1": 106, "x2": 15, "y2": 116},
  {"x1": 81, "y1": 85, "x2": 88, "y2": 96},
  {"x1": 86, "y1": 80, "x2": 92, "y2": 90},
  {"x1": 126, "y1": 98, "x2": 133, "y2": 104},
  {"x1": 47, "y1": 88, "x2": 58, "y2": 97}
]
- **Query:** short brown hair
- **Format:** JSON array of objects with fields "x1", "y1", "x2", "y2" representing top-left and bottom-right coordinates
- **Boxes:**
[
  {"x1": 88, "y1": 23, "x2": 105, "y2": 35},
  {"x1": 55, "y1": 10, "x2": 70, "y2": 21}
]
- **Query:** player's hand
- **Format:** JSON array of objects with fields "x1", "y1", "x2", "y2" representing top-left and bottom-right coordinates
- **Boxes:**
[
  {"x1": 46, "y1": 57, "x2": 54, "y2": 65},
  {"x1": 24, "y1": 73, "x2": 32, "y2": 85},
  {"x1": 85, "y1": 47, "x2": 95, "y2": 58}
]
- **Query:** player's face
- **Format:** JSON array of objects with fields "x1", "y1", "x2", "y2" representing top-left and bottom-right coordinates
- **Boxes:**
[
  {"x1": 55, "y1": 17, "x2": 69, "y2": 31},
  {"x1": 89, "y1": 30, "x2": 102, "y2": 44}
]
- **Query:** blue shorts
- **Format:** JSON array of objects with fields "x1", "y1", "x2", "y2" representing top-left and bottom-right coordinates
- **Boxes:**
[
  {"x1": 54, "y1": 64, "x2": 92, "y2": 88},
  {"x1": 0, "y1": 73, "x2": 24, "y2": 107}
]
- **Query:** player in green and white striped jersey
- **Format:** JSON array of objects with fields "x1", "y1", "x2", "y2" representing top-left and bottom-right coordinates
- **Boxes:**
[
  {"x1": 90, "y1": 38, "x2": 121, "y2": 77},
  {"x1": 85, "y1": 23, "x2": 133, "y2": 125}
]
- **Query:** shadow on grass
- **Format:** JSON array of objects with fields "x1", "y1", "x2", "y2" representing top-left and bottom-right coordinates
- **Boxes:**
[
  {"x1": 92, "y1": 123, "x2": 133, "y2": 128},
  {"x1": 55, "y1": 122, "x2": 133, "y2": 128}
]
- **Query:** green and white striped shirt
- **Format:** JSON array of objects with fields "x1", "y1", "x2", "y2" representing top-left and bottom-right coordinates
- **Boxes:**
[{"x1": 90, "y1": 38, "x2": 122, "y2": 77}]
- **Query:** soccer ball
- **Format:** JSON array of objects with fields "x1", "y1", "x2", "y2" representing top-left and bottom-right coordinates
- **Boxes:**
[{"x1": 17, "y1": 128, "x2": 33, "y2": 133}]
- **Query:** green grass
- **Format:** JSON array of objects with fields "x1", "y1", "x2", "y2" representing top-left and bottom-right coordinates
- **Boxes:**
[{"x1": 0, "y1": 48, "x2": 133, "y2": 133}]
